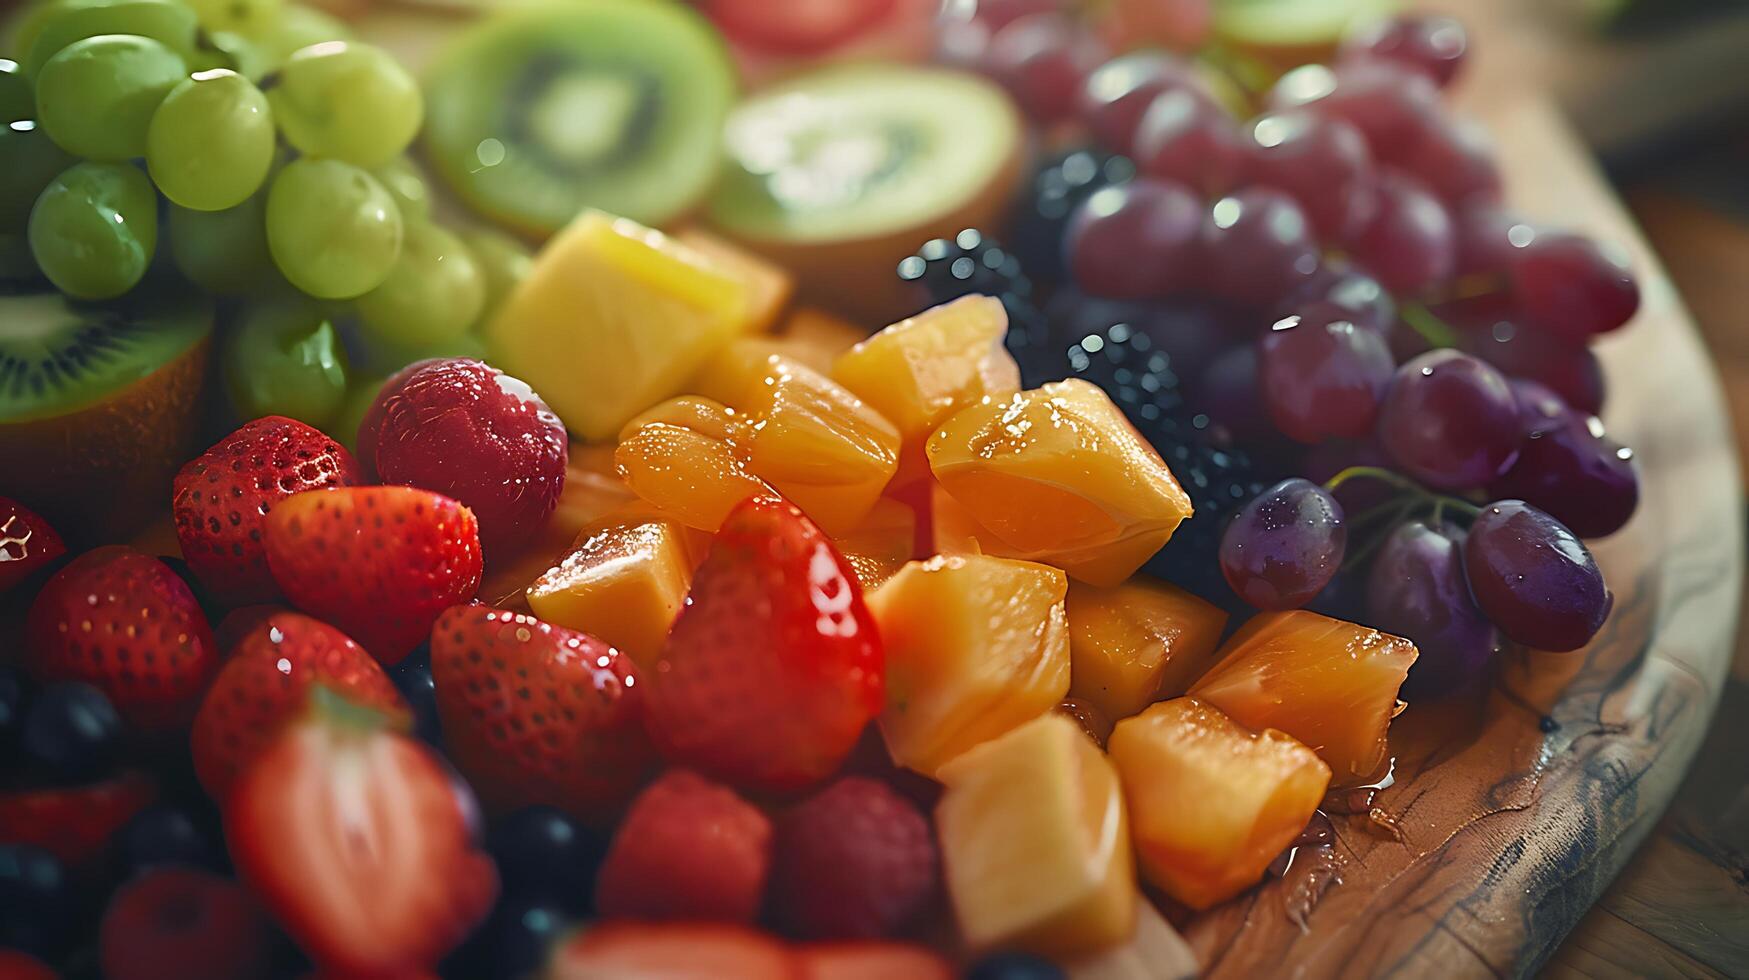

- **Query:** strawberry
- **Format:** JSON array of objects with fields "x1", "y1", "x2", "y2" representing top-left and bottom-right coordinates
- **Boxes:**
[
  {"x1": 25, "y1": 547, "x2": 219, "y2": 730},
  {"x1": 795, "y1": 942, "x2": 955, "y2": 980},
  {"x1": 643, "y1": 496, "x2": 884, "y2": 791},
  {"x1": 770, "y1": 777, "x2": 938, "y2": 939},
  {"x1": 225, "y1": 688, "x2": 498, "y2": 975},
  {"x1": 0, "y1": 497, "x2": 65, "y2": 594},
  {"x1": 430, "y1": 605, "x2": 655, "y2": 824},
  {"x1": 0, "y1": 950, "x2": 56, "y2": 980},
  {"x1": 172, "y1": 417, "x2": 362, "y2": 606},
  {"x1": 592, "y1": 770, "x2": 772, "y2": 924},
  {"x1": 263, "y1": 486, "x2": 483, "y2": 665},
  {"x1": 547, "y1": 922, "x2": 793, "y2": 980},
  {"x1": 191, "y1": 610, "x2": 408, "y2": 798},
  {"x1": 0, "y1": 771, "x2": 157, "y2": 868},
  {"x1": 98, "y1": 867, "x2": 272, "y2": 980}
]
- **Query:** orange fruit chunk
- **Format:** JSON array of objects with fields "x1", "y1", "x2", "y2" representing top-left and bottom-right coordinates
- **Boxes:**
[
  {"x1": 526, "y1": 509, "x2": 700, "y2": 667},
  {"x1": 769, "y1": 307, "x2": 870, "y2": 374},
  {"x1": 478, "y1": 447, "x2": 637, "y2": 608},
  {"x1": 1065, "y1": 577, "x2": 1228, "y2": 721},
  {"x1": 832, "y1": 295, "x2": 1020, "y2": 444},
  {"x1": 832, "y1": 498, "x2": 917, "y2": 592},
  {"x1": 614, "y1": 419, "x2": 772, "y2": 533}
]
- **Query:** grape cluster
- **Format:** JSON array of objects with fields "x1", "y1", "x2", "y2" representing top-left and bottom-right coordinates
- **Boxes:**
[{"x1": 1, "y1": 0, "x2": 531, "y2": 434}]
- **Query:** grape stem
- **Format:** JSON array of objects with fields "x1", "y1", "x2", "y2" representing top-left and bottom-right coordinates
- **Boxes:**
[
  {"x1": 1324, "y1": 466, "x2": 1483, "y2": 525},
  {"x1": 1399, "y1": 301, "x2": 1464, "y2": 350}
]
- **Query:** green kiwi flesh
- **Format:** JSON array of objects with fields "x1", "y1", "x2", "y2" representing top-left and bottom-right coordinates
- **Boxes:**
[
  {"x1": 423, "y1": 0, "x2": 736, "y2": 233},
  {"x1": 1212, "y1": 0, "x2": 1397, "y2": 51},
  {"x1": 707, "y1": 64, "x2": 1023, "y2": 246}
]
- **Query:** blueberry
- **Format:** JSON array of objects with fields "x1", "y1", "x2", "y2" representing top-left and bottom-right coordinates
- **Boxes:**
[
  {"x1": 0, "y1": 666, "x2": 31, "y2": 760},
  {"x1": 114, "y1": 805, "x2": 218, "y2": 874},
  {"x1": 391, "y1": 659, "x2": 442, "y2": 746},
  {"x1": 487, "y1": 806, "x2": 607, "y2": 913},
  {"x1": 487, "y1": 899, "x2": 573, "y2": 980},
  {"x1": 24, "y1": 682, "x2": 121, "y2": 780},
  {"x1": 966, "y1": 951, "x2": 1068, "y2": 980},
  {"x1": 0, "y1": 844, "x2": 76, "y2": 957}
]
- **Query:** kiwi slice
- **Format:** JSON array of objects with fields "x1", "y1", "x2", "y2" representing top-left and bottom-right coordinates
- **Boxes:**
[
  {"x1": 0, "y1": 287, "x2": 212, "y2": 541},
  {"x1": 707, "y1": 63, "x2": 1023, "y2": 323},
  {"x1": 423, "y1": 0, "x2": 736, "y2": 234},
  {"x1": 1212, "y1": 0, "x2": 1398, "y2": 66}
]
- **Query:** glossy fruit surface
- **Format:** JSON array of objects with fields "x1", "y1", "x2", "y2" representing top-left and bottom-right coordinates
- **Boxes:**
[
  {"x1": 1366, "y1": 520, "x2": 1498, "y2": 697},
  {"x1": 1065, "y1": 178, "x2": 1202, "y2": 300},
  {"x1": 1064, "y1": 577, "x2": 1227, "y2": 720},
  {"x1": 1378, "y1": 349, "x2": 1521, "y2": 490},
  {"x1": 1131, "y1": 88, "x2": 1247, "y2": 198},
  {"x1": 1219, "y1": 479, "x2": 1347, "y2": 610},
  {"x1": 770, "y1": 776, "x2": 937, "y2": 939},
  {"x1": 1259, "y1": 304, "x2": 1395, "y2": 443},
  {"x1": 593, "y1": 770, "x2": 772, "y2": 923},
  {"x1": 1463, "y1": 500, "x2": 1610, "y2": 652},
  {"x1": 146, "y1": 69, "x2": 274, "y2": 212},
  {"x1": 1244, "y1": 110, "x2": 1376, "y2": 241},
  {"x1": 268, "y1": 41, "x2": 421, "y2": 167},
  {"x1": 0, "y1": 772, "x2": 156, "y2": 869},
  {"x1": 1509, "y1": 231, "x2": 1640, "y2": 343},
  {"x1": 21, "y1": 681, "x2": 121, "y2": 779},
  {"x1": 0, "y1": 497, "x2": 64, "y2": 593},
  {"x1": 34, "y1": 34, "x2": 186, "y2": 161},
  {"x1": 1487, "y1": 411, "x2": 1638, "y2": 538},
  {"x1": 832, "y1": 295, "x2": 1020, "y2": 443},
  {"x1": 1348, "y1": 170, "x2": 1454, "y2": 295},
  {"x1": 28, "y1": 161, "x2": 158, "y2": 299},
  {"x1": 526, "y1": 510, "x2": 698, "y2": 667},
  {"x1": 1197, "y1": 188, "x2": 1321, "y2": 307},
  {"x1": 1340, "y1": 13, "x2": 1468, "y2": 87}
]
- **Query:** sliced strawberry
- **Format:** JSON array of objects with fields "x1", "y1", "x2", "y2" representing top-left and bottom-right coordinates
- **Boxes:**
[
  {"x1": 430, "y1": 605, "x2": 654, "y2": 824},
  {"x1": 547, "y1": 922, "x2": 794, "y2": 980},
  {"x1": 795, "y1": 942, "x2": 954, "y2": 980},
  {"x1": 25, "y1": 546, "x2": 219, "y2": 730},
  {"x1": 643, "y1": 496, "x2": 884, "y2": 791},
  {"x1": 0, "y1": 497, "x2": 65, "y2": 594},
  {"x1": 263, "y1": 486, "x2": 484, "y2": 665},
  {"x1": 99, "y1": 867, "x2": 272, "y2": 980},
  {"x1": 0, "y1": 950, "x2": 57, "y2": 980},
  {"x1": 0, "y1": 771, "x2": 157, "y2": 869},
  {"x1": 225, "y1": 688, "x2": 498, "y2": 975},
  {"x1": 593, "y1": 770, "x2": 772, "y2": 924},
  {"x1": 173, "y1": 417, "x2": 362, "y2": 607},
  {"x1": 770, "y1": 777, "x2": 938, "y2": 939},
  {"x1": 706, "y1": 0, "x2": 897, "y2": 55},
  {"x1": 191, "y1": 610, "x2": 407, "y2": 798}
]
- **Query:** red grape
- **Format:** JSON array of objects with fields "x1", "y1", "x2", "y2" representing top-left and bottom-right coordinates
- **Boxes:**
[
  {"x1": 1219, "y1": 478, "x2": 1347, "y2": 610},
  {"x1": 1259, "y1": 303, "x2": 1396, "y2": 444},
  {"x1": 1340, "y1": 14, "x2": 1469, "y2": 89},
  {"x1": 1452, "y1": 205, "x2": 1529, "y2": 278},
  {"x1": 1487, "y1": 412, "x2": 1638, "y2": 538},
  {"x1": 1393, "y1": 111, "x2": 1501, "y2": 205},
  {"x1": 1132, "y1": 88, "x2": 1249, "y2": 198},
  {"x1": 1275, "y1": 261, "x2": 1396, "y2": 334},
  {"x1": 1065, "y1": 178, "x2": 1202, "y2": 299},
  {"x1": 1366, "y1": 520, "x2": 1498, "y2": 697},
  {"x1": 1507, "y1": 378, "x2": 1568, "y2": 432},
  {"x1": 1195, "y1": 343, "x2": 1274, "y2": 444},
  {"x1": 1509, "y1": 231, "x2": 1641, "y2": 343},
  {"x1": 1349, "y1": 170, "x2": 1455, "y2": 295},
  {"x1": 1444, "y1": 296, "x2": 1607, "y2": 415},
  {"x1": 1377, "y1": 349, "x2": 1521, "y2": 490},
  {"x1": 1267, "y1": 60, "x2": 1441, "y2": 154},
  {"x1": 1464, "y1": 500, "x2": 1610, "y2": 652},
  {"x1": 1197, "y1": 187, "x2": 1321, "y2": 307},
  {"x1": 985, "y1": 12, "x2": 1110, "y2": 123},
  {"x1": 954, "y1": 0, "x2": 1060, "y2": 30},
  {"x1": 1242, "y1": 111, "x2": 1377, "y2": 242},
  {"x1": 1078, "y1": 51, "x2": 1208, "y2": 154}
]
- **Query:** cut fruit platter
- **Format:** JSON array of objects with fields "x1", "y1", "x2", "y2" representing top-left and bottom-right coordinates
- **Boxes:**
[{"x1": 0, "y1": 1, "x2": 1736, "y2": 979}]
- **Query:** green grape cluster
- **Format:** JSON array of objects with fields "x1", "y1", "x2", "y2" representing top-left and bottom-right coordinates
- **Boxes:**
[{"x1": 2, "y1": 0, "x2": 533, "y2": 434}]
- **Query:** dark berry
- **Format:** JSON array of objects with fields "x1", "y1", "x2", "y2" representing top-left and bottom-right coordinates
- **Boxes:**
[
  {"x1": 1008, "y1": 146, "x2": 1135, "y2": 281},
  {"x1": 114, "y1": 805, "x2": 218, "y2": 876},
  {"x1": 897, "y1": 229, "x2": 1053, "y2": 385},
  {"x1": 484, "y1": 899, "x2": 572, "y2": 980},
  {"x1": 391, "y1": 659, "x2": 442, "y2": 746},
  {"x1": 24, "y1": 682, "x2": 122, "y2": 781},
  {"x1": 0, "y1": 844, "x2": 76, "y2": 957},
  {"x1": 0, "y1": 666, "x2": 30, "y2": 762},
  {"x1": 967, "y1": 951, "x2": 1068, "y2": 980},
  {"x1": 487, "y1": 806, "x2": 608, "y2": 914}
]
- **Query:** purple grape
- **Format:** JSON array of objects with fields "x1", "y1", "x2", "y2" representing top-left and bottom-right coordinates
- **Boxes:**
[
  {"x1": 1349, "y1": 170, "x2": 1456, "y2": 295},
  {"x1": 1509, "y1": 231, "x2": 1641, "y2": 343},
  {"x1": 1275, "y1": 261, "x2": 1395, "y2": 334},
  {"x1": 1340, "y1": 14, "x2": 1470, "y2": 88},
  {"x1": 1194, "y1": 343, "x2": 1274, "y2": 444},
  {"x1": 1267, "y1": 61, "x2": 1441, "y2": 154},
  {"x1": 1219, "y1": 478, "x2": 1347, "y2": 610},
  {"x1": 1366, "y1": 520, "x2": 1498, "y2": 697},
  {"x1": 1065, "y1": 178, "x2": 1201, "y2": 300},
  {"x1": 1243, "y1": 111, "x2": 1377, "y2": 242},
  {"x1": 1464, "y1": 500, "x2": 1611, "y2": 651},
  {"x1": 985, "y1": 12, "x2": 1109, "y2": 124},
  {"x1": 1198, "y1": 187, "x2": 1322, "y2": 307},
  {"x1": 1507, "y1": 378, "x2": 1568, "y2": 432},
  {"x1": 1132, "y1": 88, "x2": 1249, "y2": 199},
  {"x1": 1079, "y1": 51, "x2": 1209, "y2": 155},
  {"x1": 1487, "y1": 412, "x2": 1639, "y2": 538},
  {"x1": 1393, "y1": 112, "x2": 1501, "y2": 205},
  {"x1": 1452, "y1": 205, "x2": 1528, "y2": 278},
  {"x1": 1259, "y1": 303, "x2": 1396, "y2": 444},
  {"x1": 1445, "y1": 296, "x2": 1607, "y2": 415},
  {"x1": 1377, "y1": 349, "x2": 1521, "y2": 490}
]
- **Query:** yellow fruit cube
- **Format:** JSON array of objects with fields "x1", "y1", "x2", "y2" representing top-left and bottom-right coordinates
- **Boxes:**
[
  {"x1": 833, "y1": 498, "x2": 917, "y2": 592},
  {"x1": 614, "y1": 420, "x2": 772, "y2": 532},
  {"x1": 1108, "y1": 698, "x2": 1330, "y2": 910},
  {"x1": 770, "y1": 307, "x2": 869, "y2": 374},
  {"x1": 927, "y1": 380, "x2": 1193, "y2": 587},
  {"x1": 936, "y1": 713, "x2": 1137, "y2": 957},
  {"x1": 673, "y1": 226, "x2": 794, "y2": 335},
  {"x1": 867, "y1": 554, "x2": 1070, "y2": 776},
  {"x1": 487, "y1": 211, "x2": 750, "y2": 442},
  {"x1": 928, "y1": 480, "x2": 989, "y2": 556},
  {"x1": 1065, "y1": 578, "x2": 1229, "y2": 721},
  {"x1": 832, "y1": 295, "x2": 1020, "y2": 442},
  {"x1": 477, "y1": 447, "x2": 637, "y2": 609},
  {"x1": 526, "y1": 510, "x2": 697, "y2": 667}
]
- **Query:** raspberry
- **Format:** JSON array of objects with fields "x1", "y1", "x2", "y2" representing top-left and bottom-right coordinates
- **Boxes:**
[
  {"x1": 593, "y1": 770, "x2": 772, "y2": 924},
  {"x1": 769, "y1": 776, "x2": 938, "y2": 940}
]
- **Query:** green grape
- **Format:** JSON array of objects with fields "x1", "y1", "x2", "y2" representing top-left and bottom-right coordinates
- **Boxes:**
[
  {"x1": 7, "y1": 3, "x2": 62, "y2": 64},
  {"x1": 265, "y1": 158, "x2": 404, "y2": 299},
  {"x1": 35, "y1": 34, "x2": 186, "y2": 161},
  {"x1": 463, "y1": 227, "x2": 533, "y2": 326},
  {"x1": 223, "y1": 300, "x2": 349, "y2": 428},
  {"x1": 168, "y1": 193, "x2": 274, "y2": 293},
  {"x1": 0, "y1": 121, "x2": 72, "y2": 280},
  {"x1": 148, "y1": 70, "x2": 274, "y2": 212},
  {"x1": 355, "y1": 220, "x2": 486, "y2": 349},
  {"x1": 268, "y1": 41, "x2": 421, "y2": 167},
  {"x1": 183, "y1": 0, "x2": 281, "y2": 36},
  {"x1": 257, "y1": 3, "x2": 351, "y2": 65},
  {"x1": 28, "y1": 160, "x2": 157, "y2": 299},
  {"x1": 21, "y1": 0, "x2": 198, "y2": 78},
  {"x1": 1, "y1": 58, "x2": 30, "y2": 121},
  {"x1": 190, "y1": 29, "x2": 271, "y2": 80},
  {"x1": 330, "y1": 372, "x2": 388, "y2": 452},
  {"x1": 355, "y1": 330, "x2": 488, "y2": 378},
  {"x1": 372, "y1": 157, "x2": 431, "y2": 222}
]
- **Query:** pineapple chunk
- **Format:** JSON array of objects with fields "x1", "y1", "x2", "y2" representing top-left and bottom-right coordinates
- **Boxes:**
[
  {"x1": 1066, "y1": 578, "x2": 1228, "y2": 721},
  {"x1": 867, "y1": 554, "x2": 1070, "y2": 776},
  {"x1": 1189, "y1": 610, "x2": 1418, "y2": 785},
  {"x1": 478, "y1": 447, "x2": 636, "y2": 608},
  {"x1": 833, "y1": 498, "x2": 917, "y2": 592},
  {"x1": 936, "y1": 713, "x2": 1137, "y2": 957},
  {"x1": 614, "y1": 420, "x2": 772, "y2": 532},
  {"x1": 832, "y1": 295, "x2": 1020, "y2": 443},
  {"x1": 487, "y1": 211, "x2": 750, "y2": 442},
  {"x1": 1108, "y1": 698, "x2": 1330, "y2": 910},
  {"x1": 673, "y1": 226, "x2": 794, "y2": 335},
  {"x1": 526, "y1": 508, "x2": 700, "y2": 667},
  {"x1": 926, "y1": 380, "x2": 1193, "y2": 586}
]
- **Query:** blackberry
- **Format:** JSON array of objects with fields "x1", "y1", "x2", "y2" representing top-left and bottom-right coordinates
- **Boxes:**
[
  {"x1": 1009, "y1": 147, "x2": 1136, "y2": 284},
  {"x1": 896, "y1": 229, "x2": 1056, "y2": 386}
]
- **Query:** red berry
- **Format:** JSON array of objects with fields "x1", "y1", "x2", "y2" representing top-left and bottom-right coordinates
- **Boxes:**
[
  {"x1": 643, "y1": 496, "x2": 883, "y2": 792},
  {"x1": 1349, "y1": 170, "x2": 1455, "y2": 295},
  {"x1": 705, "y1": 0, "x2": 897, "y2": 55},
  {"x1": 0, "y1": 950, "x2": 56, "y2": 980},
  {"x1": 225, "y1": 690, "x2": 498, "y2": 975},
  {"x1": 771, "y1": 777, "x2": 938, "y2": 939},
  {"x1": 1243, "y1": 111, "x2": 1377, "y2": 243},
  {"x1": 172, "y1": 417, "x2": 362, "y2": 606},
  {"x1": 263, "y1": 486, "x2": 484, "y2": 664},
  {"x1": 593, "y1": 770, "x2": 772, "y2": 924},
  {"x1": 0, "y1": 771, "x2": 157, "y2": 869},
  {"x1": 795, "y1": 942, "x2": 954, "y2": 979},
  {"x1": 431, "y1": 605, "x2": 655, "y2": 824},
  {"x1": 25, "y1": 547, "x2": 219, "y2": 731},
  {"x1": 369, "y1": 358, "x2": 567, "y2": 556},
  {"x1": 99, "y1": 868, "x2": 271, "y2": 980},
  {"x1": 191, "y1": 610, "x2": 407, "y2": 798},
  {"x1": 355, "y1": 358, "x2": 441, "y2": 480},
  {"x1": 0, "y1": 497, "x2": 65, "y2": 594},
  {"x1": 549, "y1": 922, "x2": 793, "y2": 977}
]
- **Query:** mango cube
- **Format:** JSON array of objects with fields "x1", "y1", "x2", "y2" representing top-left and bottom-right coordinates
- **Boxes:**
[
  {"x1": 1108, "y1": 698, "x2": 1330, "y2": 910},
  {"x1": 928, "y1": 480, "x2": 989, "y2": 556},
  {"x1": 1189, "y1": 611, "x2": 1418, "y2": 785},
  {"x1": 673, "y1": 226, "x2": 794, "y2": 335},
  {"x1": 936, "y1": 713, "x2": 1137, "y2": 957},
  {"x1": 487, "y1": 211, "x2": 750, "y2": 442},
  {"x1": 478, "y1": 447, "x2": 637, "y2": 609},
  {"x1": 526, "y1": 510, "x2": 699, "y2": 667},
  {"x1": 926, "y1": 380, "x2": 1193, "y2": 587},
  {"x1": 867, "y1": 554, "x2": 1070, "y2": 776},
  {"x1": 833, "y1": 498, "x2": 917, "y2": 592},
  {"x1": 1066, "y1": 578, "x2": 1228, "y2": 721},
  {"x1": 614, "y1": 419, "x2": 772, "y2": 532},
  {"x1": 832, "y1": 295, "x2": 1020, "y2": 443}
]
